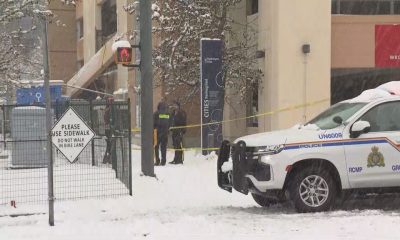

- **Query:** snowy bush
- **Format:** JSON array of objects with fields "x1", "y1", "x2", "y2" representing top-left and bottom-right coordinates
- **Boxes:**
[
  {"x1": 0, "y1": 0, "x2": 77, "y2": 100},
  {"x1": 125, "y1": 0, "x2": 262, "y2": 104}
]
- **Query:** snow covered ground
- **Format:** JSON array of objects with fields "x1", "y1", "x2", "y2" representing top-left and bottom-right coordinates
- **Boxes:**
[{"x1": 1, "y1": 149, "x2": 400, "y2": 239}]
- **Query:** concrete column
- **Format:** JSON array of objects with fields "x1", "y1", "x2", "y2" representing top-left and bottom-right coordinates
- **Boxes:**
[
  {"x1": 223, "y1": 0, "x2": 248, "y2": 142},
  {"x1": 83, "y1": 0, "x2": 97, "y2": 63},
  {"x1": 257, "y1": 0, "x2": 275, "y2": 133},
  {"x1": 48, "y1": 1, "x2": 76, "y2": 81}
]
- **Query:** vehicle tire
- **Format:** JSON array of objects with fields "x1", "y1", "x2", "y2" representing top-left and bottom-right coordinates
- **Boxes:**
[
  {"x1": 289, "y1": 166, "x2": 337, "y2": 213},
  {"x1": 251, "y1": 193, "x2": 278, "y2": 207}
]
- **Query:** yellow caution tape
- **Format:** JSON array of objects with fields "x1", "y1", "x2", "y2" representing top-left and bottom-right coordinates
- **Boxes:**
[
  {"x1": 130, "y1": 98, "x2": 329, "y2": 152},
  {"x1": 132, "y1": 98, "x2": 329, "y2": 132},
  {"x1": 132, "y1": 147, "x2": 220, "y2": 152}
]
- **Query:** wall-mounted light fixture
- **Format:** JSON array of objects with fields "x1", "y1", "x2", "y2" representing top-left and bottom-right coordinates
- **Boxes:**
[
  {"x1": 255, "y1": 50, "x2": 265, "y2": 59},
  {"x1": 302, "y1": 43, "x2": 310, "y2": 123},
  {"x1": 302, "y1": 44, "x2": 311, "y2": 54}
]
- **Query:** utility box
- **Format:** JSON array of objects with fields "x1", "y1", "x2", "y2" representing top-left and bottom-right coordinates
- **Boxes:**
[{"x1": 11, "y1": 107, "x2": 48, "y2": 168}]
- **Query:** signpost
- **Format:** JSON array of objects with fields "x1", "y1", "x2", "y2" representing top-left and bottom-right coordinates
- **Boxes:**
[
  {"x1": 51, "y1": 108, "x2": 95, "y2": 163},
  {"x1": 200, "y1": 38, "x2": 224, "y2": 155}
]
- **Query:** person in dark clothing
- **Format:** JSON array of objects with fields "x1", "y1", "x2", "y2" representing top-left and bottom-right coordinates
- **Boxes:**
[
  {"x1": 169, "y1": 101, "x2": 187, "y2": 164},
  {"x1": 154, "y1": 101, "x2": 171, "y2": 166}
]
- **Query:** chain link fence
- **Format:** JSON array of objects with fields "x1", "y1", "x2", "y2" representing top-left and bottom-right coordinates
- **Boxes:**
[{"x1": 0, "y1": 100, "x2": 132, "y2": 207}]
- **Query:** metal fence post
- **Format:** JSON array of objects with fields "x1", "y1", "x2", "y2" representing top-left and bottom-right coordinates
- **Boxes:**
[
  {"x1": 42, "y1": 18, "x2": 55, "y2": 226},
  {"x1": 128, "y1": 99, "x2": 132, "y2": 196},
  {"x1": 90, "y1": 100, "x2": 95, "y2": 166},
  {"x1": 2, "y1": 105, "x2": 5, "y2": 151},
  {"x1": 111, "y1": 103, "x2": 117, "y2": 175}
]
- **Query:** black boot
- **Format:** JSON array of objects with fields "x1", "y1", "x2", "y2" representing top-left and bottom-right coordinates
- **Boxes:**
[
  {"x1": 175, "y1": 153, "x2": 183, "y2": 164},
  {"x1": 169, "y1": 157, "x2": 177, "y2": 164},
  {"x1": 103, "y1": 154, "x2": 110, "y2": 164}
]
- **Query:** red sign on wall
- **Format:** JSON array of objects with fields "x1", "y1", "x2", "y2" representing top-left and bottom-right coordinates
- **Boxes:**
[{"x1": 375, "y1": 25, "x2": 400, "y2": 68}]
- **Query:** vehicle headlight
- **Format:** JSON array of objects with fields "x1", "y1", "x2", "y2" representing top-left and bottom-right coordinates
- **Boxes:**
[{"x1": 253, "y1": 144, "x2": 284, "y2": 156}]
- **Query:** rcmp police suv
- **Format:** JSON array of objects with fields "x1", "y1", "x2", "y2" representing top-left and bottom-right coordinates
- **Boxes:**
[{"x1": 217, "y1": 82, "x2": 400, "y2": 213}]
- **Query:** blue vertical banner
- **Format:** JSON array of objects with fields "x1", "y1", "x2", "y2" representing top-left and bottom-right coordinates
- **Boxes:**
[{"x1": 201, "y1": 38, "x2": 224, "y2": 155}]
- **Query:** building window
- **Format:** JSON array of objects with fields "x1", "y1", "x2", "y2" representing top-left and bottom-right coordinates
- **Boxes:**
[
  {"x1": 247, "y1": 0, "x2": 258, "y2": 15},
  {"x1": 394, "y1": 1, "x2": 400, "y2": 13},
  {"x1": 77, "y1": 60, "x2": 84, "y2": 71},
  {"x1": 331, "y1": 68, "x2": 400, "y2": 104},
  {"x1": 77, "y1": 18, "x2": 83, "y2": 39},
  {"x1": 332, "y1": 0, "x2": 339, "y2": 14},
  {"x1": 19, "y1": 17, "x2": 35, "y2": 48},
  {"x1": 246, "y1": 80, "x2": 259, "y2": 127},
  {"x1": 101, "y1": 0, "x2": 117, "y2": 38},
  {"x1": 340, "y1": 1, "x2": 390, "y2": 14},
  {"x1": 332, "y1": 0, "x2": 399, "y2": 15}
]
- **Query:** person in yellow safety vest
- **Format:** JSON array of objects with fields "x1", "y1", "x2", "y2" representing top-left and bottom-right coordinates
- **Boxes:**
[{"x1": 153, "y1": 101, "x2": 171, "y2": 166}]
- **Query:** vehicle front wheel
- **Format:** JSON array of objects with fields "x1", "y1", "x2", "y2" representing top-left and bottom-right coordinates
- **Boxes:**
[
  {"x1": 289, "y1": 166, "x2": 337, "y2": 213},
  {"x1": 251, "y1": 193, "x2": 278, "y2": 207}
]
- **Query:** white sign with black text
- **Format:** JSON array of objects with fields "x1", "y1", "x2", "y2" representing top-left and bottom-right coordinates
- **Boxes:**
[{"x1": 51, "y1": 108, "x2": 95, "y2": 163}]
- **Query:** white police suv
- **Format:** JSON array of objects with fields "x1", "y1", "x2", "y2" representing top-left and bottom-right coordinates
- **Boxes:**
[{"x1": 217, "y1": 82, "x2": 400, "y2": 213}]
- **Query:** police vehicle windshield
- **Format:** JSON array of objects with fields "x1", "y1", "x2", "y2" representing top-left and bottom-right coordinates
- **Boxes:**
[{"x1": 307, "y1": 102, "x2": 367, "y2": 130}]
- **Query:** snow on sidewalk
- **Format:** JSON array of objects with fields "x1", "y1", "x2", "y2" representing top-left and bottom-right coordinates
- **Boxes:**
[{"x1": 1, "y1": 149, "x2": 400, "y2": 240}]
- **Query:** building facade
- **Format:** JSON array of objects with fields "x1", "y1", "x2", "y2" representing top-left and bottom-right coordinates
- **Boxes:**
[
  {"x1": 54, "y1": 0, "x2": 400, "y2": 145},
  {"x1": 223, "y1": 0, "x2": 400, "y2": 142},
  {"x1": 223, "y1": 0, "x2": 331, "y2": 142},
  {"x1": 48, "y1": 1, "x2": 77, "y2": 82}
]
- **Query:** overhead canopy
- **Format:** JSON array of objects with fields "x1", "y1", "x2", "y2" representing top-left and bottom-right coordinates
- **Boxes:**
[{"x1": 66, "y1": 37, "x2": 115, "y2": 97}]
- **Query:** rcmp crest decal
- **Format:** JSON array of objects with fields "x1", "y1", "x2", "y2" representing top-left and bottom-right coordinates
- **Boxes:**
[{"x1": 367, "y1": 146, "x2": 385, "y2": 167}]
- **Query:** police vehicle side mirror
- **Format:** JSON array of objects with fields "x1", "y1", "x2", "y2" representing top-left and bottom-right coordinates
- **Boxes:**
[
  {"x1": 333, "y1": 116, "x2": 343, "y2": 124},
  {"x1": 350, "y1": 120, "x2": 371, "y2": 138}
]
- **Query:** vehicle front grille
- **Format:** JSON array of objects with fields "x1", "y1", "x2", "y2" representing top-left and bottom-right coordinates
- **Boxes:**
[
  {"x1": 253, "y1": 164, "x2": 271, "y2": 181},
  {"x1": 231, "y1": 143, "x2": 271, "y2": 182}
]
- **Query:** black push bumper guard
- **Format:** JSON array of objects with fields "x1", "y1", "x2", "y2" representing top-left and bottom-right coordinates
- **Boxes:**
[{"x1": 217, "y1": 140, "x2": 271, "y2": 195}]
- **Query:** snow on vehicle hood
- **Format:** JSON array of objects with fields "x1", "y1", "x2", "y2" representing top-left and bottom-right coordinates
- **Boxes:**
[
  {"x1": 234, "y1": 125, "x2": 342, "y2": 147},
  {"x1": 235, "y1": 129, "x2": 290, "y2": 146}
]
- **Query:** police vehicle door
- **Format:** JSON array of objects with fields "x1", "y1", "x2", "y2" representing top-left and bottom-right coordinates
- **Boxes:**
[{"x1": 345, "y1": 101, "x2": 400, "y2": 188}]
